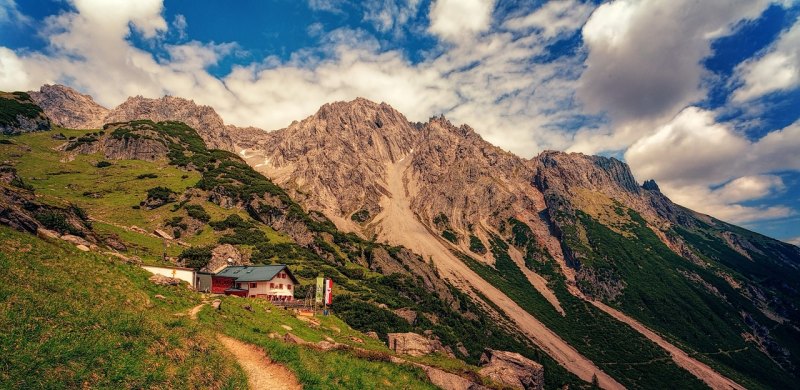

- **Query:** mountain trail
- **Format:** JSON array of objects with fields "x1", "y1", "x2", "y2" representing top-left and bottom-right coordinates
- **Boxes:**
[
  {"x1": 217, "y1": 334, "x2": 302, "y2": 390},
  {"x1": 374, "y1": 152, "x2": 624, "y2": 389},
  {"x1": 188, "y1": 303, "x2": 205, "y2": 320},
  {"x1": 590, "y1": 301, "x2": 745, "y2": 390}
]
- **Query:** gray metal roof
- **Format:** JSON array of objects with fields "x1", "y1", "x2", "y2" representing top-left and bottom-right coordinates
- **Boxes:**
[{"x1": 215, "y1": 265, "x2": 298, "y2": 283}]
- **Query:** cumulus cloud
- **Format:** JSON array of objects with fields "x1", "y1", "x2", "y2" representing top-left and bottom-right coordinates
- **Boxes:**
[
  {"x1": 428, "y1": 0, "x2": 495, "y2": 43},
  {"x1": 626, "y1": 107, "x2": 800, "y2": 223},
  {"x1": 572, "y1": 0, "x2": 772, "y2": 153},
  {"x1": 733, "y1": 16, "x2": 800, "y2": 101}
]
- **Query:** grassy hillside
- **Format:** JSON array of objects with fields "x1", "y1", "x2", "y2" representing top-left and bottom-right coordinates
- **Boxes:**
[
  {"x1": 0, "y1": 226, "x2": 247, "y2": 389},
  {"x1": 550, "y1": 200, "x2": 800, "y2": 389}
]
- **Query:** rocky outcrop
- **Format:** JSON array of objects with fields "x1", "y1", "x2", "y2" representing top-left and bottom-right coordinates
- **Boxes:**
[
  {"x1": 149, "y1": 274, "x2": 181, "y2": 286},
  {"x1": 1, "y1": 91, "x2": 51, "y2": 135},
  {"x1": 478, "y1": 349, "x2": 544, "y2": 390},
  {"x1": 203, "y1": 244, "x2": 246, "y2": 273},
  {"x1": 29, "y1": 84, "x2": 109, "y2": 129},
  {"x1": 236, "y1": 98, "x2": 421, "y2": 224},
  {"x1": 387, "y1": 332, "x2": 449, "y2": 357},
  {"x1": 104, "y1": 95, "x2": 235, "y2": 150}
]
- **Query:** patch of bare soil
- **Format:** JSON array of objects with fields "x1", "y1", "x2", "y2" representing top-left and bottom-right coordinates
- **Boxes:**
[{"x1": 217, "y1": 334, "x2": 302, "y2": 390}]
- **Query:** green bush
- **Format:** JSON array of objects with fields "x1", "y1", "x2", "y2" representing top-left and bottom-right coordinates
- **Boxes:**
[
  {"x1": 95, "y1": 161, "x2": 112, "y2": 168},
  {"x1": 179, "y1": 246, "x2": 213, "y2": 270},
  {"x1": 185, "y1": 204, "x2": 210, "y2": 223},
  {"x1": 469, "y1": 235, "x2": 486, "y2": 254},
  {"x1": 146, "y1": 186, "x2": 176, "y2": 203},
  {"x1": 136, "y1": 173, "x2": 158, "y2": 179},
  {"x1": 442, "y1": 229, "x2": 458, "y2": 243}
]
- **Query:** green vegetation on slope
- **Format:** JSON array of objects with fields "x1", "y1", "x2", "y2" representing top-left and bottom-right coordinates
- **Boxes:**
[
  {"x1": 457, "y1": 233, "x2": 707, "y2": 389},
  {"x1": 0, "y1": 226, "x2": 247, "y2": 389},
  {"x1": 556, "y1": 205, "x2": 799, "y2": 389}
]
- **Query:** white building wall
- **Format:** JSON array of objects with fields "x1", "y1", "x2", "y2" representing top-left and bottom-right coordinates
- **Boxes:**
[
  {"x1": 240, "y1": 278, "x2": 294, "y2": 298},
  {"x1": 142, "y1": 266, "x2": 196, "y2": 288}
]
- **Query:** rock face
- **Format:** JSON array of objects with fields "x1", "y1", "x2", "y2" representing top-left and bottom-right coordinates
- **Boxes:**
[
  {"x1": 29, "y1": 84, "x2": 109, "y2": 129},
  {"x1": 478, "y1": 349, "x2": 544, "y2": 390},
  {"x1": 1, "y1": 91, "x2": 51, "y2": 135},
  {"x1": 387, "y1": 332, "x2": 447, "y2": 357},
  {"x1": 104, "y1": 95, "x2": 235, "y2": 150},
  {"x1": 203, "y1": 244, "x2": 245, "y2": 273}
]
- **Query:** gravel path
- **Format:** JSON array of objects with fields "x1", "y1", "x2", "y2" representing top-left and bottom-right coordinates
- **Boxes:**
[{"x1": 217, "y1": 334, "x2": 302, "y2": 390}]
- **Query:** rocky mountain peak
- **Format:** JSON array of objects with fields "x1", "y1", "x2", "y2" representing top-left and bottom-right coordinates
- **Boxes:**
[
  {"x1": 104, "y1": 95, "x2": 234, "y2": 150},
  {"x1": 28, "y1": 84, "x2": 109, "y2": 129},
  {"x1": 533, "y1": 151, "x2": 641, "y2": 196}
]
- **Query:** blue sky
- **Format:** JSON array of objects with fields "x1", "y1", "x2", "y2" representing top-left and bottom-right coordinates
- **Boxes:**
[{"x1": 1, "y1": 0, "x2": 799, "y2": 243}]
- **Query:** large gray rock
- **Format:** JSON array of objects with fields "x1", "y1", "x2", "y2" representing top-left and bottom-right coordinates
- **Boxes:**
[
  {"x1": 202, "y1": 244, "x2": 245, "y2": 273},
  {"x1": 478, "y1": 349, "x2": 544, "y2": 390},
  {"x1": 387, "y1": 332, "x2": 446, "y2": 357},
  {"x1": 29, "y1": 84, "x2": 109, "y2": 129}
]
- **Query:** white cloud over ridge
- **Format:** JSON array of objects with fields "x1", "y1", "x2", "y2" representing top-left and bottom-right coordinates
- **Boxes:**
[
  {"x1": 626, "y1": 107, "x2": 800, "y2": 223},
  {"x1": 733, "y1": 16, "x2": 800, "y2": 101},
  {"x1": 0, "y1": 0, "x2": 799, "y2": 226}
]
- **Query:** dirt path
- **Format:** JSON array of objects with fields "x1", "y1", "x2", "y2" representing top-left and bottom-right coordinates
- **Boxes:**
[
  {"x1": 590, "y1": 301, "x2": 745, "y2": 390},
  {"x1": 188, "y1": 303, "x2": 205, "y2": 320},
  {"x1": 374, "y1": 153, "x2": 624, "y2": 390},
  {"x1": 217, "y1": 334, "x2": 302, "y2": 390}
]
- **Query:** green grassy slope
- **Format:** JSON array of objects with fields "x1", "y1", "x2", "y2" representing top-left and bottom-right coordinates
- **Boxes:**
[
  {"x1": 0, "y1": 226, "x2": 247, "y2": 389},
  {"x1": 552, "y1": 204, "x2": 800, "y2": 389}
]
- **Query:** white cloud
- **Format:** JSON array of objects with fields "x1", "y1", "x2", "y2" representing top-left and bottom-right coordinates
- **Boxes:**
[
  {"x1": 786, "y1": 236, "x2": 800, "y2": 246},
  {"x1": 307, "y1": 0, "x2": 347, "y2": 13},
  {"x1": 733, "y1": 16, "x2": 800, "y2": 101},
  {"x1": 0, "y1": 47, "x2": 29, "y2": 90},
  {"x1": 573, "y1": 0, "x2": 773, "y2": 154},
  {"x1": 172, "y1": 14, "x2": 188, "y2": 41},
  {"x1": 626, "y1": 107, "x2": 800, "y2": 223},
  {"x1": 503, "y1": 0, "x2": 594, "y2": 39},
  {"x1": 0, "y1": 0, "x2": 29, "y2": 25},
  {"x1": 428, "y1": 0, "x2": 495, "y2": 43},
  {"x1": 362, "y1": 0, "x2": 420, "y2": 34}
]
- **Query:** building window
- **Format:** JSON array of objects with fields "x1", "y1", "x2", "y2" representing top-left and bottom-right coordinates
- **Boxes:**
[
  {"x1": 287, "y1": 284, "x2": 292, "y2": 290},
  {"x1": 279, "y1": 284, "x2": 283, "y2": 289},
  {"x1": 235, "y1": 283, "x2": 241, "y2": 289},
  {"x1": 250, "y1": 283, "x2": 257, "y2": 289}
]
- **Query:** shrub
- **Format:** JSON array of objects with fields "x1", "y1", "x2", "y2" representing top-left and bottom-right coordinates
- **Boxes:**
[
  {"x1": 351, "y1": 209, "x2": 370, "y2": 223},
  {"x1": 136, "y1": 173, "x2": 158, "y2": 179},
  {"x1": 210, "y1": 214, "x2": 253, "y2": 230},
  {"x1": 179, "y1": 246, "x2": 213, "y2": 270},
  {"x1": 442, "y1": 229, "x2": 458, "y2": 243},
  {"x1": 469, "y1": 235, "x2": 487, "y2": 255},
  {"x1": 34, "y1": 210, "x2": 81, "y2": 236},
  {"x1": 185, "y1": 204, "x2": 210, "y2": 223},
  {"x1": 146, "y1": 186, "x2": 175, "y2": 203},
  {"x1": 95, "y1": 161, "x2": 112, "y2": 168}
]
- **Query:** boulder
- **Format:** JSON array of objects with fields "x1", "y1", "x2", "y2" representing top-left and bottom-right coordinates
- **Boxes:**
[
  {"x1": 393, "y1": 307, "x2": 417, "y2": 324},
  {"x1": 478, "y1": 349, "x2": 544, "y2": 390},
  {"x1": 202, "y1": 244, "x2": 245, "y2": 273},
  {"x1": 365, "y1": 331, "x2": 379, "y2": 340},
  {"x1": 212, "y1": 299, "x2": 222, "y2": 310},
  {"x1": 61, "y1": 234, "x2": 92, "y2": 247},
  {"x1": 283, "y1": 332, "x2": 306, "y2": 345},
  {"x1": 149, "y1": 274, "x2": 181, "y2": 286},
  {"x1": 387, "y1": 332, "x2": 446, "y2": 357},
  {"x1": 36, "y1": 228, "x2": 60, "y2": 241},
  {"x1": 75, "y1": 244, "x2": 90, "y2": 252}
]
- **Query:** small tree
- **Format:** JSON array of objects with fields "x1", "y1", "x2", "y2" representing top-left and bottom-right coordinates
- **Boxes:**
[{"x1": 179, "y1": 246, "x2": 213, "y2": 270}]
